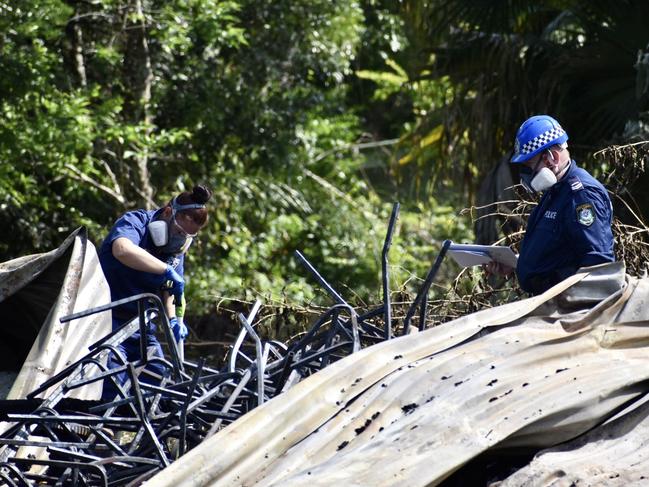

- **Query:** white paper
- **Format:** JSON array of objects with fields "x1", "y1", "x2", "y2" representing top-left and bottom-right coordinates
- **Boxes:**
[{"x1": 447, "y1": 242, "x2": 518, "y2": 268}]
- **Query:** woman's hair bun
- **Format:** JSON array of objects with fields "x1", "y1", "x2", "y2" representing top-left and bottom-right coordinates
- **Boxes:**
[{"x1": 192, "y1": 184, "x2": 213, "y2": 205}]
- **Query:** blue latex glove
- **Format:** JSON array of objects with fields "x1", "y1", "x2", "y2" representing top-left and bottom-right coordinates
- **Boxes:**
[
  {"x1": 169, "y1": 317, "x2": 189, "y2": 342},
  {"x1": 164, "y1": 264, "x2": 185, "y2": 301}
]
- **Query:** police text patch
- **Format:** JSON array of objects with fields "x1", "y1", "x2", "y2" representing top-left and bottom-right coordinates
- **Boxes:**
[{"x1": 576, "y1": 203, "x2": 595, "y2": 226}]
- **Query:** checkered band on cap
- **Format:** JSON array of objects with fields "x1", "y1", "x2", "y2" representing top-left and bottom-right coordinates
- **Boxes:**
[{"x1": 519, "y1": 126, "x2": 566, "y2": 155}]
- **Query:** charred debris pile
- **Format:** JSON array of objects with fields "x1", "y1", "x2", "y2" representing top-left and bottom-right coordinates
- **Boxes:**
[{"x1": 0, "y1": 203, "x2": 459, "y2": 486}]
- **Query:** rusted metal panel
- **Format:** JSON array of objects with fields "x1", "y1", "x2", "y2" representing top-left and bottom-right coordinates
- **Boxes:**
[{"x1": 0, "y1": 228, "x2": 111, "y2": 400}]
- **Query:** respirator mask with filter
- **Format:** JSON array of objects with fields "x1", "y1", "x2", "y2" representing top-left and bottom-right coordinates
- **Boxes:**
[
  {"x1": 520, "y1": 150, "x2": 558, "y2": 194},
  {"x1": 147, "y1": 197, "x2": 205, "y2": 254}
]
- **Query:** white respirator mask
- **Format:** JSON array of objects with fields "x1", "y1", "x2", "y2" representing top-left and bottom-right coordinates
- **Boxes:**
[
  {"x1": 529, "y1": 167, "x2": 557, "y2": 193},
  {"x1": 520, "y1": 150, "x2": 557, "y2": 194},
  {"x1": 148, "y1": 219, "x2": 169, "y2": 246}
]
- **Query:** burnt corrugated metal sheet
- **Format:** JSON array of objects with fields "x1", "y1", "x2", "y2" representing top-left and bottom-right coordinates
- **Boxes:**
[
  {"x1": 144, "y1": 262, "x2": 649, "y2": 486},
  {"x1": 0, "y1": 228, "x2": 111, "y2": 400},
  {"x1": 498, "y1": 372, "x2": 649, "y2": 486}
]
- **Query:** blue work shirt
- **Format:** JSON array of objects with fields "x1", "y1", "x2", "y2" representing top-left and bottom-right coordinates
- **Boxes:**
[
  {"x1": 516, "y1": 160, "x2": 614, "y2": 294},
  {"x1": 98, "y1": 209, "x2": 184, "y2": 323}
]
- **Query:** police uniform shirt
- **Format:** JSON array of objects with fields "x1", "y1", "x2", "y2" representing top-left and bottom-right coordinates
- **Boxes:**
[
  {"x1": 98, "y1": 209, "x2": 185, "y2": 322},
  {"x1": 516, "y1": 160, "x2": 614, "y2": 295}
]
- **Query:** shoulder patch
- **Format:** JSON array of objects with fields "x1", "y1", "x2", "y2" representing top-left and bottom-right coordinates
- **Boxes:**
[
  {"x1": 576, "y1": 203, "x2": 595, "y2": 226},
  {"x1": 569, "y1": 176, "x2": 584, "y2": 191}
]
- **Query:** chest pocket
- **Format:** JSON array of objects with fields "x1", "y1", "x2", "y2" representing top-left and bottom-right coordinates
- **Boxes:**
[{"x1": 535, "y1": 209, "x2": 560, "y2": 234}]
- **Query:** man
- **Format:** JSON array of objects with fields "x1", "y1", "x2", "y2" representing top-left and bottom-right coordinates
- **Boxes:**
[{"x1": 489, "y1": 115, "x2": 615, "y2": 294}]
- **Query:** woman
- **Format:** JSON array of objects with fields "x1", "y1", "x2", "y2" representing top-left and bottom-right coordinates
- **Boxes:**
[{"x1": 98, "y1": 184, "x2": 212, "y2": 398}]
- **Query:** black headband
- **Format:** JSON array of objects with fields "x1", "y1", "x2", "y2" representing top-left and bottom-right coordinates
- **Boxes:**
[{"x1": 171, "y1": 196, "x2": 205, "y2": 212}]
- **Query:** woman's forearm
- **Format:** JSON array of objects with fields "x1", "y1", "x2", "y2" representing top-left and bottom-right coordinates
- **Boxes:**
[{"x1": 111, "y1": 237, "x2": 166, "y2": 274}]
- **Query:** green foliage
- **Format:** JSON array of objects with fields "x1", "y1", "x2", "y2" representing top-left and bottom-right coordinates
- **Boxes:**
[
  {"x1": 356, "y1": 59, "x2": 409, "y2": 101},
  {"x1": 3, "y1": 0, "x2": 649, "y2": 336},
  {"x1": 0, "y1": 0, "x2": 247, "y2": 255},
  {"x1": 0, "y1": 0, "x2": 107, "y2": 250},
  {"x1": 396, "y1": 0, "x2": 649, "y2": 196}
]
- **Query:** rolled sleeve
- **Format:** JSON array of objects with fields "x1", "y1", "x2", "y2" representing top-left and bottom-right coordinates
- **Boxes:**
[{"x1": 108, "y1": 211, "x2": 149, "y2": 246}]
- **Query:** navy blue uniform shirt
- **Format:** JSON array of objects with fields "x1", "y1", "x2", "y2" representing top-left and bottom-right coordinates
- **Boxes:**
[
  {"x1": 98, "y1": 209, "x2": 184, "y2": 323},
  {"x1": 516, "y1": 160, "x2": 614, "y2": 294}
]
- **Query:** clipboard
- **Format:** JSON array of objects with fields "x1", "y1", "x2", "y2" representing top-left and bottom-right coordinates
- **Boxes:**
[{"x1": 447, "y1": 242, "x2": 518, "y2": 268}]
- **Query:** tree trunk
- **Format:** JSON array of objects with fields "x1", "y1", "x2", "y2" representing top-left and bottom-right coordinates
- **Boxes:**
[
  {"x1": 122, "y1": 0, "x2": 155, "y2": 209},
  {"x1": 70, "y1": 18, "x2": 87, "y2": 87}
]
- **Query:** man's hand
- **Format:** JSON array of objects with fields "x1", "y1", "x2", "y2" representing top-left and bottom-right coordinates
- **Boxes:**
[
  {"x1": 169, "y1": 317, "x2": 189, "y2": 342},
  {"x1": 164, "y1": 265, "x2": 185, "y2": 300},
  {"x1": 483, "y1": 261, "x2": 515, "y2": 278}
]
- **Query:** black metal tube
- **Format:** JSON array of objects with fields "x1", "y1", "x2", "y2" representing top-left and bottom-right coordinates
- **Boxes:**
[
  {"x1": 382, "y1": 202, "x2": 400, "y2": 339},
  {"x1": 294, "y1": 250, "x2": 348, "y2": 306},
  {"x1": 126, "y1": 363, "x2": 169, "y2": 467},
  {"x1": 138, "y1": 300, "x2": 147, "y2": 365},
  {"x1": 179, "y1": 358, "x2": 204, "y2": 457},
  {"x1": 403, "y1": 239, "x2": 452, "y2": 334},
  {"x1": 60, "y1": 293, "x2": 161, "y2": 323}
]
